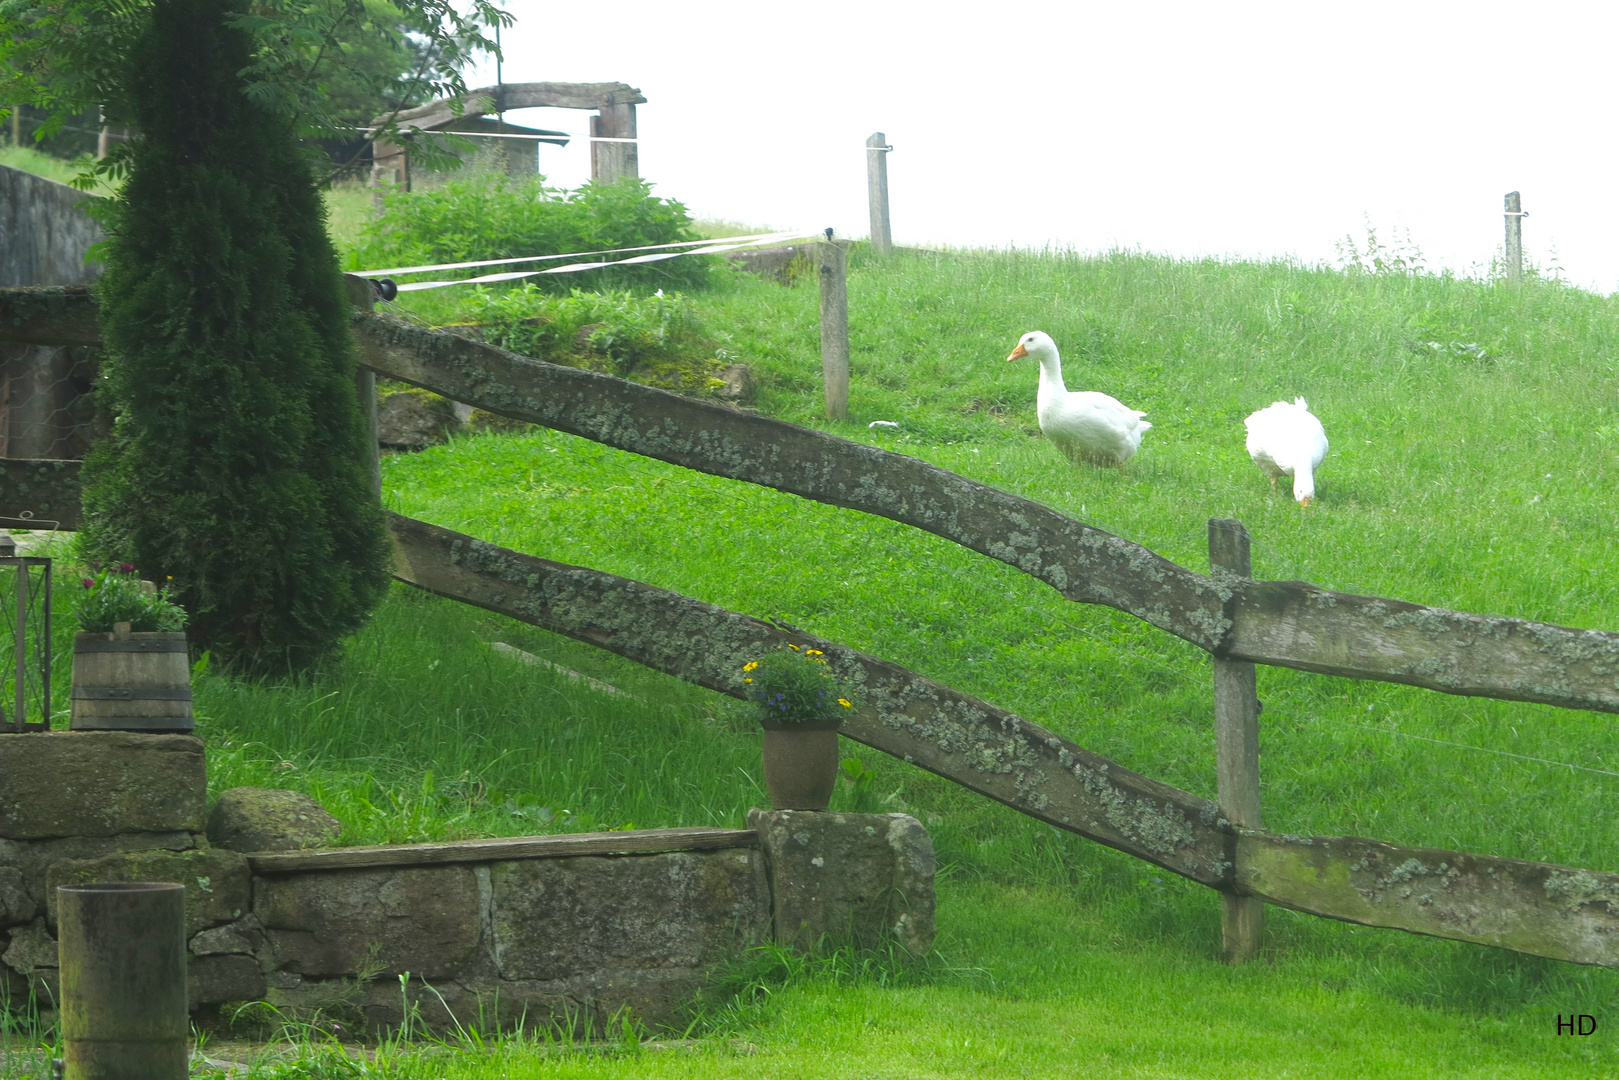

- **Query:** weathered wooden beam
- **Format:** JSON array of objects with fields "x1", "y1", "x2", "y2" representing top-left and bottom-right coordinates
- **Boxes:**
[
  {"x1": 1238, "y1": 831, "x2": 1619, "y2": 969},
  {"x1": 383, "y1": 82, "x2": 648, "y2": 134},
  {"x1": 0, "y1": 285, "x2": 99, "y2": 346},
  {"x1": 356, "y1": 313, "x2": 1231, "y2": 651},
  {"x1": 387, "y1": 513, "x2": 1619, "y2": 968},
  {"x1": 249, "y1": 826, "x2": 755, "y2": 874},
  {"x1": 0, "y1": 457, "x2": 82, "y2": 529},
  {"x1": 1226, "y1": 580, "x2": 1619, "y2": 714},
  {"x1": 385, "y1": 512, "x2": 1233, "y2": 887}
]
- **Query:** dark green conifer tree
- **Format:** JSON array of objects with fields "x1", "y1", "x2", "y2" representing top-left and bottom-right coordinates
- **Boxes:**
[{"x1": 81, "y1": 0, "x2": 391, "y2": 674}]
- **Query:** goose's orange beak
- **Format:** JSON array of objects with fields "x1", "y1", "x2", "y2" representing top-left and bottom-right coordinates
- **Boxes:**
[{"x1": 1006, "y1": 342, "x2": 1028, "y2": 362}]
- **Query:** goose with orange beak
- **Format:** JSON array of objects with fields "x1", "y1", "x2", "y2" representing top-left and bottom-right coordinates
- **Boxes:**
[
  {"x1": 1007, "y1": 331, "x2": 1151, "y2": 467},
  {"x1": 1244, "y1": 397, "x2": 1328, "y2": 507}
]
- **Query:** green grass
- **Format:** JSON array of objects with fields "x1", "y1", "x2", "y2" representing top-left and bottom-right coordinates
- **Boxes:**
[{"x1": 9, "y1": 181, "x2": 1619, "y2": 1072}]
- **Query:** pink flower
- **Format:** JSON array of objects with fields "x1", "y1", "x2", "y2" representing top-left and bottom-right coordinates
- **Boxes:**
[
  {"x1": 118, "y1": 563, "x2": 135, "y2": 573},
  {"x1": 81, "y1": 578, "x2": 94, "y2": 589}
]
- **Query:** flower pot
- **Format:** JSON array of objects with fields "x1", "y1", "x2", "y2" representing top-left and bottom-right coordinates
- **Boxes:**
[
  {"x1": 70, "y1": 625, "x2": 194, "y2": 734},
  {"x1": 759, "y1": 715, "x2": 841, "y2": 811}
]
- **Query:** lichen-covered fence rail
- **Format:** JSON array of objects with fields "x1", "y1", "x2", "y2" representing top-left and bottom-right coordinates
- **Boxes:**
[{"x1": 384, "y1": 513, "x2": 1619, "y2": 970}]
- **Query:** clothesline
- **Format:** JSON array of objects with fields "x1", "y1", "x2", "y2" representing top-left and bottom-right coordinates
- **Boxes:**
[
  {"x1": 384, "y1": 231, "x2": 821, "y2": 292},
  {"x1": 355, "y1": 230, "x2": 816, "y2": 279}
]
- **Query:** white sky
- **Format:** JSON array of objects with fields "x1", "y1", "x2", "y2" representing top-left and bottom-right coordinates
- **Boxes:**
[{"x1": 463, "y1": 1, "x2": 1619, "y2": 293}]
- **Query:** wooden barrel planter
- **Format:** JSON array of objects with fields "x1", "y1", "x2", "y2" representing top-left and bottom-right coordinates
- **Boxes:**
[{"x1": 70, "y1": 623, "x2": 193, "y2": 734}]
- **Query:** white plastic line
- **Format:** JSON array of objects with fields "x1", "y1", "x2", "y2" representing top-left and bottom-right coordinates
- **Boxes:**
[
  {"x1": 359, "y1": 230, "x2": 812, "y2": 278},
  {"x1": 392, "y1": 233, "x2": 818, "y2": 292},
  {"x1": 351, "y1": 126, "x2": 636, "y2": 143}
]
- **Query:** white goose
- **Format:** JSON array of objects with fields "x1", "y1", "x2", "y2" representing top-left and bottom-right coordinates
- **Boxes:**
[
  {"x1": 1244, "y1": 397, "x2": 1329, "y2": 506},
  {"x1": 1007, "y1": 331, "x2": 1151, "y2": 467}
]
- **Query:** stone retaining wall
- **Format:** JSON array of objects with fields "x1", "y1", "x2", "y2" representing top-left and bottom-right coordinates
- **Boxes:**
[{"x1": 0, "y1": 732, "x2": 934, "y2": 1033}]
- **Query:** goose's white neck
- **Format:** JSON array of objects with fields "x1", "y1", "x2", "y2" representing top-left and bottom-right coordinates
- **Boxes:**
[{"x1": 1031, "y1": 346, "x2": 1067, "y2": 396}]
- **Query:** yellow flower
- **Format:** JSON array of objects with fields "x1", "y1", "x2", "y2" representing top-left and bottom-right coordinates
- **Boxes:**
[
  {"x1": 744, "y1": 677, "x2": 753, "y2": 684},
  {"x1": 838, "y1": 698, "x2": 852, "y2": 708},
  {"x1": 787, "y1": 643, "x2": 800, "y2": 651},
  {"x1": 805, "y1": 649, "x2": 823, "y2": 656},
  {"x1": 743, "y1": 661, "x2": 758, "y2": 672}
]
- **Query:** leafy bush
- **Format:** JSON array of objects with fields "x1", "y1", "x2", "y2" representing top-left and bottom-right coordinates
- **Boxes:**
[
  {"x1": 461, "y1": 285, "x2": 736, "y2": 395},
  {"x1": 355, "y1": 174, "x2": 718, "y2": 294}
]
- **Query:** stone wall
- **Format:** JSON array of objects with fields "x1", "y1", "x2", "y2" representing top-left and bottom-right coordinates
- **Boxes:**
[
  {"x1": 0, "y1": 731, "x2": 935, "y2": 1034},
  {"x1": 0, "y1": 164, "x2": 104, "y2": 460},
  {"x1": 0, "y1": 165, "x2": 103, "y2": 289}
]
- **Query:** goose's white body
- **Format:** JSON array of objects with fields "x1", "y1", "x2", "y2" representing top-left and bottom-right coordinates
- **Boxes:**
[
  {"x1": 1008, "y1": 331, "x2": 1151, "y2": 467},
  {"x1": 1244, "y1": 397, "x2": 1328, "y2": 505}
]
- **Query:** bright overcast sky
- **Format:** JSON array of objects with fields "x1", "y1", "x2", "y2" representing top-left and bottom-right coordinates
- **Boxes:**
[{"x1": 464, "y1": 1, "x2": 1619, "y2": 293}]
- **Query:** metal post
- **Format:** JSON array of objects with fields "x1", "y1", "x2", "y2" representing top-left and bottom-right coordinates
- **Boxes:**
[
  {"x1": 1209, "y1": 518, "x2": 1263, "y2": 963},
  {"x1": 1504, "y1": 192, "x2": 1524, "y2": 282},
  {"x1": 817, "y1": 235, "x2": 850, "y2": 422},
  {"x1": 14, "y1": 557, "x2": 26, "y2": 729},
  {"x1": 58, "y1": 882, "x2": 188, "y2": 1080},
  {"x1": 866, "y1": 133, "x2": 892, "y2": 255}
]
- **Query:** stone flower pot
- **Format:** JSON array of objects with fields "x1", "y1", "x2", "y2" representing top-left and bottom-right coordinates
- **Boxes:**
[
  {"x1": 759, "y1": 714, "x2": 842, "y2": 811},
  {"x1": 70, "y1": 622, "x2": 194, "y2": 734}
]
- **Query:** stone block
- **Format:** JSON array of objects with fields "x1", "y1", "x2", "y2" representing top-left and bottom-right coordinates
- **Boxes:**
[
  {"x1": 0, "y1": 732, "x2": 205, "y2": 840},
  {"x1": 0, "y1": 832, "x2": 198, "y2": 910},
  {"x1": 46, "y1": 847, "x2": 250, "y2": 937},
  {"x1": 188, "y1": 954, "x2": 266, "y2": 1008},
  {"x1": 255, "y1": 864, "x2": 485, "y2": 980},
  {"x1": 2, "y1": 917, "x2": 56, "y2": 983},
  {"x1": 747, "y1": 809, "x2": 935, "y2": 956},
  {"x1": 0, "y1": 866, "x2": 35, "y2": 929},
  {"x1": 490, "y1": 848, "x2": 768, "y2": 982},
  {"x1": 190, "y1": 914, "x2": 264, "y2": 957},
  {"x1": 207, "y1": 787, "x2": 342, "y2": 852}
]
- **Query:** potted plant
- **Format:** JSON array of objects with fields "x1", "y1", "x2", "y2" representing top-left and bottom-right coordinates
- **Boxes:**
[
  {"x1": 743, "y1": 644, "x2": 855, "y2": 811},
  {"x1": 70, "y1": 563, "x2": 193, "y2": 733}
]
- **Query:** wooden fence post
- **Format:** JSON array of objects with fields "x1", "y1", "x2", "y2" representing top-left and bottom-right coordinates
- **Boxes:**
[
  {"x1": 1210, "y1": 518, "x2": 1263, "y2": 963},
  {"x1": 591, "y1": 95, "x2": 638, "y2": 184},
  {"x1": 818, "y1": 235, "x2": 850, "y2": 422},
  {"x1": 1504, "y1": 192, "x2": 1524, "y2": 282},
  {"x1": 343, "y1": 275, "x2": 382, "y2": 499},
  {"x1": 866, "y1": 133, "x2": 892, "y2": 256}
]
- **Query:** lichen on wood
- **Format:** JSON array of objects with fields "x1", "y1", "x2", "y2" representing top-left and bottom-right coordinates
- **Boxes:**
[
  {"x1": 1237, "y1": 831, "x2": 1619, "y2": 968},
  {"x1": 386, "y1": 513, "x2": 1232, "y2": 886}
]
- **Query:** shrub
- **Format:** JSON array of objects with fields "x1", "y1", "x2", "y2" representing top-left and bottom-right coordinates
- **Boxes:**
[
  {"x1": 80, "y1": 0, "x2": 392, "y2": 674},
  {"x1": 355, "y1": 173, "x2": 718, "y2": 294},
  {"x1": 461, "y1": 285, "x2": 736, "y2": 395}
]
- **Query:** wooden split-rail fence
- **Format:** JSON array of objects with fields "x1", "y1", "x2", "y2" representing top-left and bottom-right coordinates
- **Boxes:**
[{"x1": 4, "y1": 279, "x2": 1619, "y2": 969}]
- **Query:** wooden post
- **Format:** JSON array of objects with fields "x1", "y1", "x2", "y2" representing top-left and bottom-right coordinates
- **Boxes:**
[
  {"x1": 866, "y1": 133, "x2": 892, "y2": 255},
  {"x1": 818, "y1": 237, "x2": 850, "y2": 422},
  {"x1": 343, "y1": 275, "x2": 382, "y2": 498},
  {"x1": 591, "y1": 95, "x2": 638, "y2": 184},
  {"x1": 1209, "y1": 518, "x2": 1263, "y2": 963},
  {"x1": 1504, "y1": 191, "x2": 1524, "y2": 282}
]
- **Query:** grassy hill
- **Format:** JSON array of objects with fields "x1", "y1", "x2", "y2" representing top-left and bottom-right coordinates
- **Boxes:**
[{"x1": 198, "y1": 245, "x2": 1617, "y2": 1074}]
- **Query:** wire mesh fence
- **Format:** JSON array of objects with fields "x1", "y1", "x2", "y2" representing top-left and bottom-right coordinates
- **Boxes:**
[{"x1": 0, "y1": 343, "x2": 98, "y2": 460}]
